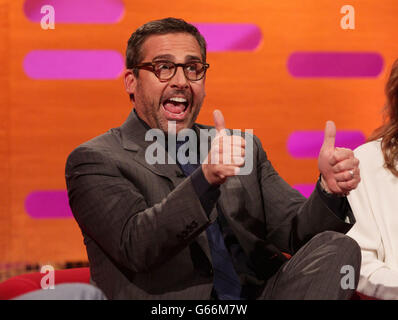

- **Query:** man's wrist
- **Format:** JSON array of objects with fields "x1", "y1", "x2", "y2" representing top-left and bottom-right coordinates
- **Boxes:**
[
  {"x1": 318, "y1": 174, "x2": 346, "y2": 198},
  {"x1": 319, "y1": 174, "x2": 332, "y2": 194},
  {"x1": 191, "y1": 166, "x2": 220, "y2": 216},
  {"x1": 191, "y1": 166, "x2": 220, "y2": 198}
]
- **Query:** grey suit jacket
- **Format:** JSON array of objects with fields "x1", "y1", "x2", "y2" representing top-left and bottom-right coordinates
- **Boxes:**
[{"x1": 65, "y1": 111, "x2": 355, "y2": 299}]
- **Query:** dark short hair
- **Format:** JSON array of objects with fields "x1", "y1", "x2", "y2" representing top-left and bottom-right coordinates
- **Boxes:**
[{"x1": 126, "y1": 18, "x2": 207, "y2": 100}]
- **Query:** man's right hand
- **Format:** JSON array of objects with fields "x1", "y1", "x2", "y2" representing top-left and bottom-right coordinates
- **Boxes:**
[{"x1": 202, "y1": 110, "x2": 246, "y2": 185}]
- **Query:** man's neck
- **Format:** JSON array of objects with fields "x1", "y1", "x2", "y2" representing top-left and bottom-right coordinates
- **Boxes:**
[
  {"x1": 133, "y1": 109, "x2": 151, "y2": 131},
  {"x1": 133, "y1": 108, "x2": 194, "y2": 150}
]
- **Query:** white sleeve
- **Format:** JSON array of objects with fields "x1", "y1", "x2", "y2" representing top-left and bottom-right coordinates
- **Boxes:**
[{"x1": 348, "y1": 161, "x2": 398, "y2": 300}]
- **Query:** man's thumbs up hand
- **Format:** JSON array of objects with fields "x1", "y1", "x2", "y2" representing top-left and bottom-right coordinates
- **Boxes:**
[
  {"x1": 202, "y1": 110, "x2": 246, "y2": 185},
  {"x1": 318, "y1": 121, "x2": 360, "y2": 195}
]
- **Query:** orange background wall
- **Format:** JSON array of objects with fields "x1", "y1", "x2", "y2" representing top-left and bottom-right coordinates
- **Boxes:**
[{"x1": 1, "y1": 0, "x2": 397, "y2": 269}]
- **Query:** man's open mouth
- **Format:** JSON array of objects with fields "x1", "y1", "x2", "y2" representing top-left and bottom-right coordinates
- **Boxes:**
[{"x1": 162, "y1": 96, "x2": 190, "y2": 120}]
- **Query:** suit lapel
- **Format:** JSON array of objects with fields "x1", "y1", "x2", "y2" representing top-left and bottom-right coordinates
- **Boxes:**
[
  {"x1": 119, "y1": 111, "x2": 184, "y2": 186},
  {"x1": 119, "y1": 111, "x2": 213, "y2": 262}
]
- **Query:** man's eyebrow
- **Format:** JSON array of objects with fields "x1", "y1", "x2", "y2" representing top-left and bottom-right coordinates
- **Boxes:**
[
  {"x1": 185, "y1": 55, "x2": 202, "y2": 62},
  {"x1": 152, "y1": 54, "x2": 174, "y2": 61},
  {"x1": 152, "y1": 54, "x2": 202, "y2": 62}
]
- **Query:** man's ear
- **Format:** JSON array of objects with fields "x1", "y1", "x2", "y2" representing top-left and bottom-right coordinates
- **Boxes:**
[{"x1": 124, "y1": 69, "x2": 137, "y2": 100}]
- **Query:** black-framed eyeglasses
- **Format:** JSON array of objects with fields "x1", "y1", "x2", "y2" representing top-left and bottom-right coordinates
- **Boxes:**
[{"x1": 133, "y1": 60, "x2": 210, "y2": 81}]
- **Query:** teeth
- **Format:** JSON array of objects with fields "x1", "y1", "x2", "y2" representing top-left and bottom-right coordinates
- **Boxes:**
[{"x1": 169, "y1": 97, "x2": 187, "y2": 103}]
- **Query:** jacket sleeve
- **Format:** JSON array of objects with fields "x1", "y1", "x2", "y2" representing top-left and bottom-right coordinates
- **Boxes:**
[
  {"x1": 65, "y1": 146, "x2": 212, "y2": 273},
  {"x1": 253, "y1": 135, "x2": 355, "y2": 254}
]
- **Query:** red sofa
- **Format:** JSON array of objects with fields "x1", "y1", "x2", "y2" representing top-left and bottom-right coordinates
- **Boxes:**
[
  {"x1": 0, "y1": 266, "x2": 376, "y2": 300},
  {"x1": 0, "y1": 267, "x2": 90, "y2": 300}
]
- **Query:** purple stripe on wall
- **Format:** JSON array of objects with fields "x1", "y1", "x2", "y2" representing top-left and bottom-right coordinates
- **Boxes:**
[
  {"x1": 25, "y1": 191, "x2": 72, "y2": 219},
  {"x1": 287, "y1": 52, "x2": 384, "y2": 77},
  {"x1": 23, "y1": 0, "x2": 124, "y2": 23},
  {"x1": 23, "y1": 50, "x2": 124, "y2": 79},
  {"x1": 293, "y1": 184, "x2": 315, "y2": 198},
  {"x1": 287, "y1": 130, "x2": 366, "y2": 159},
  {"x1": 193, "y1": 23, "x2": 262, "y2": 52}
]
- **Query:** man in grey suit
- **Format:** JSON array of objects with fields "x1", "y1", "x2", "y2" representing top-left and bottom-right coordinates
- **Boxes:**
[{"x1": 65, "y1": 17, "x2": 362, "y2": 300}]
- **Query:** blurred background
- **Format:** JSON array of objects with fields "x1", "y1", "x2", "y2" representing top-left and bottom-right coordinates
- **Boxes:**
[{"x1": 1, "y1": 0, "x2": 397, "y2": 281}]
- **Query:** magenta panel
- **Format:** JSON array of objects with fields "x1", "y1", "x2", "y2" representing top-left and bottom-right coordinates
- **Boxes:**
[
  {"x1": 287, "y1": 130, "x2": 366, "y2": 159},
  {"x1": 293, "y1": 184, "x2": 315, "y2": 198},
  {"x1": 23, "y1": 0, "x2": 124, "y2": 23},
  {"x1": 23, "y1": 50, "x2": 124, "y2": 79},
  {"x1": 25, "y1": 191, "x2": 73, "y2": 219},
  {"x1": 193, "y1": 23, "x2": 262, "y2": 52},
  {"x1": 287, "y1": 52, "x2": 383, "y2": 78}
]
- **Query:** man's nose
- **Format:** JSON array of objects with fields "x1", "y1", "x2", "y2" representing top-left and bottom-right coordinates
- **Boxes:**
[{"x1": 169, "y1": 66, "x2": 189, "y2": 88}]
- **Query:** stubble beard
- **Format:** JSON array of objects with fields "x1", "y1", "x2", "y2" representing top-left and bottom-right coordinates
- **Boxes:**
[{"x1": 142, "y1": 99, "x2": 203, "y2": 134}]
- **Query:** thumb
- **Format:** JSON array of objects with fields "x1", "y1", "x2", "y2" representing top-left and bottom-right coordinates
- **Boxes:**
[
  {"x1": 213, "y1": 109, "x2": 226, "y2": 135},
  {"x1": 322, "y1": 120, "x2": 336, "y2": 151}
]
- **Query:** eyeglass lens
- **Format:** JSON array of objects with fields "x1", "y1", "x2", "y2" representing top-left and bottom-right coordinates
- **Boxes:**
[{"x1": 153, "y1": 61, "x2": 206, "y2": 80}]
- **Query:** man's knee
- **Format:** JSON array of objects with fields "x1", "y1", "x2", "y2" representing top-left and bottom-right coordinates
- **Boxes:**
[
  {"x1": 311, "y1": 231, "x2": 361, "y2": 270},
  {"x1": 312, "y1": 230, "x2": 360, "y2": 249}
]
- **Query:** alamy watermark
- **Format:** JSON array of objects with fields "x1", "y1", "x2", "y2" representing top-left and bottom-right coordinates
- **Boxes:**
[
  {"x1": 340, "y1": 265, "x2": 355, "y2": 290},
  {"x1": 40, "y1": 5, "x2": 55, "y2": 30},
  {"x1": 40, "y1": 264, "x2": 55, "y2": 290},
  {"x1": 340, "y1": 5, "x2": 355, "y2": 30},
  {"x1": 144, "y1": 121, "x2": 254, "y2": 175}
]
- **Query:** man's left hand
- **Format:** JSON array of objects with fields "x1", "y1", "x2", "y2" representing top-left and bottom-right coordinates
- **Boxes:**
[{"x1": 317, "y1": 121, "x2": 361, "y2": 196}]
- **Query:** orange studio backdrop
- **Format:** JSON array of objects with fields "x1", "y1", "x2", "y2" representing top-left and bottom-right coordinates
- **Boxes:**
[{"x1": 1, "y1": 0, "x2": 397, "y2": 277}]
